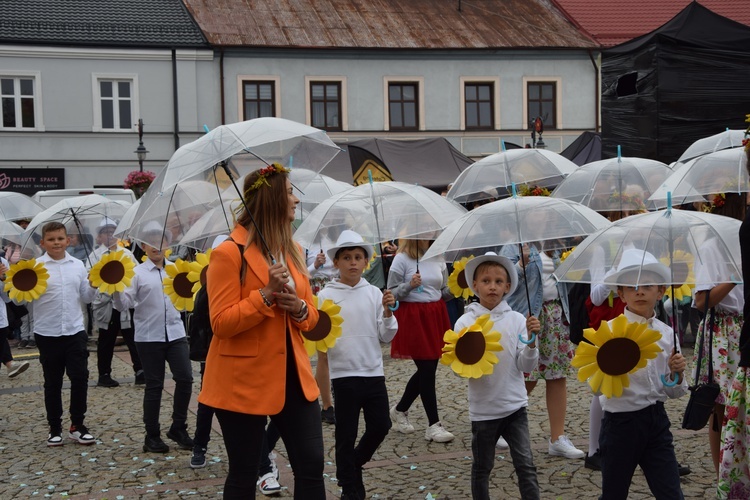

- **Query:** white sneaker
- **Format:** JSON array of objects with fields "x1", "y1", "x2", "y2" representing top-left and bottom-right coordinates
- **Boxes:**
[
  {"x1": 548, "y1": 435, "x2": 585, "y2": 459},
  {"x1": 390, "y1": 405, "x2": 415, "y2": 434},
  {"x1": 424, "y1": 422, "x2": 454, "y2": 443},
  {"x1": 8, "y1": 360, "x2": 29, "y2": 378},
  {"x1": 257, "y1": 472, "x2": 281, "y2": 496},
  {"x1": 495, "y1": 436, "x2": 509, "y2": 450},
  {"x1": 269, "y1": 451, "x2": 279, "y2": 480}
]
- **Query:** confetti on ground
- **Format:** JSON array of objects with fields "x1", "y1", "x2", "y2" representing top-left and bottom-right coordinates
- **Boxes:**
[
  {"x1": 410, "y1": 465, "x2": 418, "y2": 470},
  {"x1": 80, "y1": 452, "x2": 88, "y2": 456},
  {"x1": 419, "y1": 485, "x2": 426, "y2": 491}
]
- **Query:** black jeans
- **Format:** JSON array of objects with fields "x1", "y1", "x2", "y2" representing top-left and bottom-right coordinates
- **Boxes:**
[
  {"x1": 0, "y1": 328, "x2": 13, "y2": 364},
  {"x1": 471, "y1": 408, "x2": 539, "y2": 500},
  {"x1": 135, "y1": 338, "x2": 193, "y2": 436},
  {"x1": 599, "y1": 402, "x2": 683, "y2": 500},
  {"x1": 97, "y1": 309, "x2": 141, "y2": 377},
  {"x1": 332, "y1": 376, "x2": 391, "y2": 495},
  {"x1": 396, "y1": 359, "x2": 439, "y2": 425},
  {"x1": 35, "y1": 331, "x2": 89, "y2": 429},
  {"x1": 214, "y1": 355, "x2": 324, "y2": 499}
]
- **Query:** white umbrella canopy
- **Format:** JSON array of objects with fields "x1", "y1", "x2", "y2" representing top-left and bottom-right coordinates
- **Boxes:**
[
  {"x1": 153, "y1": 117, "x2": 342, "y2": 192},
  {"x1": 551, "y1": 156, "x2": 672, "y2": 213},
  {"x1": 174, "y1": 198, "x2": 241, "y2": 251},
  {"x1": 422, "y1": 196, "x2": 611, "y2": 262},
  {"x1": 677, "y1": 129, "x2": 746, "y2": 164},
  {"x1": 113, "y1": 198, "x2": 141, "y2": 240},
  {"x1": 290, "y1": 168, "x2": 352, "y2": 218},
  {"x1": 446, "y1": 149, "x2": 578, "y2": 204},
  {"x1": 649, "y1": 147, "x2": 749, "y2": 209},
  {"x1": 0, "y1": 220, "x2": 26, "y2": 246},
  {"x1": 0, "y1": 192, "x2": 45, "y2": 223},
  {"x1": 293, "y1": 181, "x2": 467, "y2": 250},
  {"x1": 553, "y1": 209, "x2": 742, "y2": 288},
  {"x1": 19, "y1": 194, "x2": 131, "y2": 260}
]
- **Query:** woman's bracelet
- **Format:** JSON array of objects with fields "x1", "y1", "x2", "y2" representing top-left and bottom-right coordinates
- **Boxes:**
[
  {"x1": 291, "y1": 301, "x2": 308, "y2": 320},
  {"x1": 258, "y1": 288, "x2": 272, "y2": 307}
]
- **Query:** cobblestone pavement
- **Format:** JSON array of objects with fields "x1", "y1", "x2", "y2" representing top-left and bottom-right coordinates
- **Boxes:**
[{"x1": 0, "y1": 343, "x2": 717, "y2": 499}]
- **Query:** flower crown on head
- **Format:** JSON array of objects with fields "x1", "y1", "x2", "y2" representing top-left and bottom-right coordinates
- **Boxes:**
[
  {"x1": 608, "y1": 191, "x2": 646, "y2": 211},
  {"x1": 247, "y1": 162, "x2": 290, "y2": 194},
  {"x1": 518, "y1": 184, "x2": 550, "y2": 197}
]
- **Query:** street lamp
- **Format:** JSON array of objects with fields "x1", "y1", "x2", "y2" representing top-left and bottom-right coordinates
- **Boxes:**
[{"x1": 134, "y1": 118, "x2": 149, "y2": 172}]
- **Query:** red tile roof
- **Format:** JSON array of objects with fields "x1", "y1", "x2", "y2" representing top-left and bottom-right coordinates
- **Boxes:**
[
  {"x1": 551, "y1": 0, "x2": 750, "y2": 47},
  {"x1": 182, "y1": 0, "x2": 598, "y2": 49}
]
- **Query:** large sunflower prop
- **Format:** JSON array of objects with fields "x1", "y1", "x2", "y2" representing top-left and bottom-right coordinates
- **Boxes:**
[
  {"x1": 441, "y1": 314, "x2": 503, "y2": 378},
  {"x1": 187, "y1": 249, "x2": 212, "y2": 293},
  {"x1": 660, "y1": 251, "x2": 695, "y2": 303},
  {"x1": 163, "y1": 259, "x2": 199, "y2": 311},
  {"x1": 302, "y1": 295, "x2": 343, "y2": 356},
  {"x1": 4, "y1": 259, "x2": 49, "y2": 302},
  {"x1": 89, "y1": 250, "x2": 136, "y2": 294},
  {"x1": 141, "y1": 248, "x2": 172, "y2": 262},
  {"x1": 447, "y1": 256, "x2": 474, "y2": 300},
  {"x1": 572, "y1": 314, "x2": 662, "y2": 398}
]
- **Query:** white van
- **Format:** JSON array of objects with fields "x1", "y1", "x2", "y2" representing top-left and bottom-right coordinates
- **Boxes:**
[{"x1": 32, "y1": 188, "x2": 137, "y2": 208}]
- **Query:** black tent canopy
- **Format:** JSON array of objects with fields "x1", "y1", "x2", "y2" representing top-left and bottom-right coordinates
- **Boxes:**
[{"x1": 601, "y1": 2, "x2": 750, "y2": 163}]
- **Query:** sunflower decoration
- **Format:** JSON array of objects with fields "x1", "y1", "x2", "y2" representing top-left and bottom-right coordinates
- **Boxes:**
[
  {"x1": 302, "y1": 295, "x2": 344, "y2": 356},
  {"x1": 141, "y1": 248, "x2": 172, "y2": 262},
  {"x1": 447, "y1": 256, "x2": 474, "y2": 299},
  {"x1": 163, "y1": 258, "x2": 199, "y2": 312},
  {"x1": 441, "y1": 314, "x2": 504, "y2": 379},
  {"x1": 89, "y1": 250, "x2": 136, "y2": 294},
  {"x1": 560, "y1": 247, "x2": 575, "y2": 263},
  {"x1": 660, "y1": 250, "x2": 695, "y2": 303},
  {"x1": 4, "y1": 259, "x2": 49, "y2": 303},
  {"x1": 187, "y1": 249, "x2": 212, "y2": 293},
  {"x1": 572, "y1": 314, "x2": 663, "y2": 398},
  {"x1": 364, "y1": 246, "x2": 377, "y2": 271}
]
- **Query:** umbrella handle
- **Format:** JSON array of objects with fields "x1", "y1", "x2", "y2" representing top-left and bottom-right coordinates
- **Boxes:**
[
  {"x1": 518, "y1": 332, "x2": 536, "y2": 345},
  {"x1": 660, "y1": 373, "x2": 678, "y2": 387},
  {"x1": 388, "y1": 301, "x2": 400, "y2": 312}
]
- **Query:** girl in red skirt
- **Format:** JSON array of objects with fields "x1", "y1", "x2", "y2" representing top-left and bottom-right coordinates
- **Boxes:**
[{"x1": 387, "y1": 239, "x2": 455, "y2": 442}]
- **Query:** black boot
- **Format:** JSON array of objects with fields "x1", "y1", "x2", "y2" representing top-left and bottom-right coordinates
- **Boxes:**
[
  {"x1": 143, "y1": 434, "x2": 169, "y2": 453},
  {"x1": 167, "y1": 424, "x2": 194, "y2": 450}
]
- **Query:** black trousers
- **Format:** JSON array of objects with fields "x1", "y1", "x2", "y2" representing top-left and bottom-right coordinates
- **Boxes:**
[
  {"x1": 97, "y1": 309, "x2": 141, "y2": 377},
  {"x1": 35, "y1": 331, "x2": 89, "y2": 429}
]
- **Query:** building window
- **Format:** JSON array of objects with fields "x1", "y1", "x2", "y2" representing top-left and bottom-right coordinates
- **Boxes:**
[
  {"x1": 99, "y1": 79, "x2": 133, "y2": 130},
  {"x1": 1, "y1": 76, "x2": 36, "y2": 129},
  {"x1": 310, "y1": 82, "x2": 341, "y2": 131},
  {"x1": 464, "y1": 82, "x2": 494, "y2": 130},
  {"x1": 243, "y1": 81, "x2": 275, "y2": 119},
  {"x1": 527, "y1": 81, "x2": 556, "y2": 129},
  {"x1": 388, "y1": 83, "x2": 419, "y2": 130}
]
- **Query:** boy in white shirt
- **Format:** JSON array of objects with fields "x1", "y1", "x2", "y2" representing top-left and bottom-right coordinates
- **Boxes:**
[
  {"x1": 316, "y1": 230, "x2": 397, "y2": 500},
  {"x1": 454, "y1": 252, "x2": 540, "y2": 500},
  {"x1": 33, "y1": 222, "x2": 97, "y2": 446},
  {"x1": 113, "y1": 222, "x2": 193, "y2": 453},
  {"x1": 599, "y1": 249, "x2": 687, "y2": 499}
]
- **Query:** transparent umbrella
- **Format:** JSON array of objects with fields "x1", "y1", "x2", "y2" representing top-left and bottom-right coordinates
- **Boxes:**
[
  {"x1": 649, "y1": 147, "x2": 749, "y2": 209},
  {"x1": 290, "y1": 168, "x2": 352, "y2": 219},
  {"x1": 423, "y1": 196, "x2": 610, "y2": 262},
  {"x1": 0, "y1": 220, "x2": 26, "y2": 245},
  {"x1": 551, "y1": 152, "x2": 672, "y2": 213},
  {"x1": 0, "y1": 192, "x2": 45, "y2": 223},
  {"x1": 677, "y1": 129, "x2": 746, "y2": 164},
  {"x1": 446, "y1": 149, "x2": 578, "y2": 204},
  {"x1": 113, "y1": 199, "x2": 141, "y2": 240},
  {"x1": 20, "y1": 194, "x2": 131, "y2": 263}
]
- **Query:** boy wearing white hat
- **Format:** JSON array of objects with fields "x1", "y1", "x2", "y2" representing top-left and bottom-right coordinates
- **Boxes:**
[
  {"x1": 86, "y1": 217, "x2": 141, "y2": 388},
  {"x1": 316, "y1": 230, "x2": 397, "y2": 500},
  {"x1": 597, "y1": 249, "x2": 687, "y2": 499},
  {"x1": 454, "y1": 252, "x2": 541, "y2": 500}
]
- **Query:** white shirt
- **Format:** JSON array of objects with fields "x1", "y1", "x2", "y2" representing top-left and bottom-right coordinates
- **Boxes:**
[
  {"x1": 455, "y1": 301, "x2": 539, "y2": 421},
  {"x1": 113, "y1": 259, "x2": 186, "y2": 343},
  {"x1": 540, "y1": 252, "x2": 559, "y2": 301},
  {"x1": 87, "y1": 245, "x2": 137, "y2": 328},
  {"x1": 0, "y1": 256, "x2": 10, "y2": 328},
  {"x1": 693, "y1": 238, "x2": 744, "y2": 314},
  {"x1": 387, "y1": 253, "x2": 450, "y2": 303},
  {"x1": 599, "y1": 308, "x2": 687, "y2": 413},
  {"x1": 32, "y1": 252, "x2": 95, "y2": 337}
]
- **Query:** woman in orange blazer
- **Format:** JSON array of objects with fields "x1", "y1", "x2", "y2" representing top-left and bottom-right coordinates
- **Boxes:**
[{"x1": 199, "y1": 164, "x2": 324, "y2": 499}]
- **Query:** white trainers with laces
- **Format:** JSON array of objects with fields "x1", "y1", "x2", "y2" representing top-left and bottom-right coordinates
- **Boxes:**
[
  {"x1": 548, "y1": 435, "x2": 585, "y2": 459},
  {"x1": 424, "y1": 422, "x2": 454, "y2": 443},
  {"x1": 257, "y1": 471, "x2": 281, "y2": 496},
  {"x1": 495, "y1": 436, "x2": 509, "y2": 450},
  {"x1": 7, "y1": 360, "x2": 29, "y2": 378},
  {"x1": 390, "y1": 405, "x2": 415, "y2": 434}
]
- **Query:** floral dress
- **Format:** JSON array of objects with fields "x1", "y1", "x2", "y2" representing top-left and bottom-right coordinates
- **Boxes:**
[{"x1": 718, "y1": 368, "x2": 750, "y2": 499}]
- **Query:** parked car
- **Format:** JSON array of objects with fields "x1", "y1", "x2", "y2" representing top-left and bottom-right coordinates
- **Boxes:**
[{"x1": 32, "y1": 188, "x2": 136, "y2": 208}]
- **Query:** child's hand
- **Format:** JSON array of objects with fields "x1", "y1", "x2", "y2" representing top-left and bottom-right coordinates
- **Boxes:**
[
  {"x1": 521, "y1": 243, "x2": 531, "y2": 267},
  {"x1": 526, "y1": 315, "x2": 540, "y2": 334},
  {"x1": 409, "y1": 273, "x2": 421, "y2": 289},
  {"x1": 0, "y1": 262, "x2": 7, "y2": 280},
  {"x1": 668, "y1": 351, "x2": 686, "y2": 376},
  {"x1": 382, "y1": 290, "x2": 395, "y2": 317},
  {"x1": 313, "y1": 251, "x2": 326, "y2": 270}
]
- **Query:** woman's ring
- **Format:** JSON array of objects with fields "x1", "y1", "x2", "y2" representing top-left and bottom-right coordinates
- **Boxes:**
[{"x1": 282, "y1": 272, "x2": 288, "y2": 278}]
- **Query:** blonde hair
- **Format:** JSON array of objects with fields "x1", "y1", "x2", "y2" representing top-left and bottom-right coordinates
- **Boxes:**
[
  {"x1": 236, "y1": 167, "x2": 307, "y2": 276},
  {"x1": 397, "y1": 239, "x2": 427, "y2": 260}
]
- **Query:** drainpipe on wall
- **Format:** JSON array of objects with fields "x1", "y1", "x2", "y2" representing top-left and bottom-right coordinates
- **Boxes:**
[
  {"x1": 220, "y1": 48, "x2": 225, "y2": 125},
  {"x1": 588, "y1": 49, "x2": 600, "y2": 133},
  {"x1": 172, "y1": 49, "x2": 180, "y2": 150}
]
